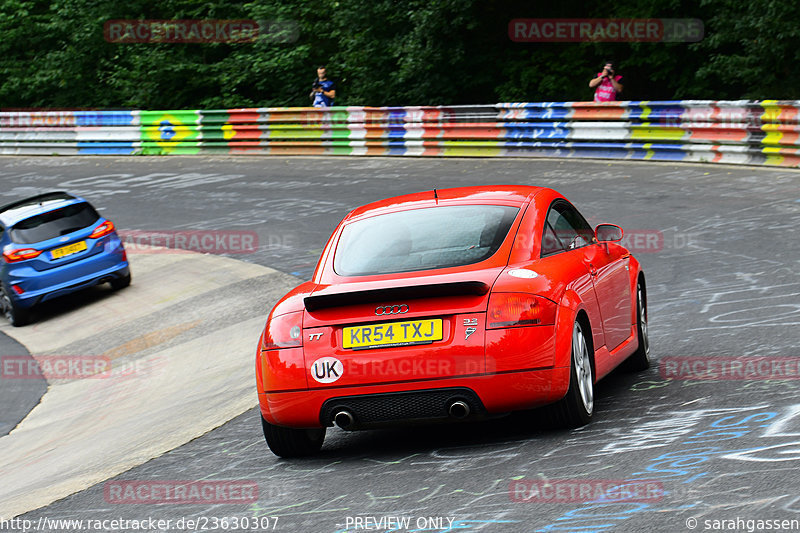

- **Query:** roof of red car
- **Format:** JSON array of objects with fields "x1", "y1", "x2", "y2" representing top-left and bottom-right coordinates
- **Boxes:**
[{"x1": 345, "y1": 185, "x2": 548, "y2": 221}]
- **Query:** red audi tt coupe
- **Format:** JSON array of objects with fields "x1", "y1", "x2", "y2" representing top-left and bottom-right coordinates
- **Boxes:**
[{"x1": 255, "y1": 185, "x2": 649, "y2": 457}]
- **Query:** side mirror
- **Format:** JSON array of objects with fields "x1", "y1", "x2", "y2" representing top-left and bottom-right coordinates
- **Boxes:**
[{"x1": 595, "y1": 224, "x2": 623, "y2": 242}]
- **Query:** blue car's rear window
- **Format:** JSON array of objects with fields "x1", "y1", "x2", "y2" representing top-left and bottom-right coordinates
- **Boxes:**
[
  {"x1": 10, "y1": 203, "x2": 100, "y2": 244},
  {"x1": 334, "y1": 205, "x2": 519, "y2": 276}
]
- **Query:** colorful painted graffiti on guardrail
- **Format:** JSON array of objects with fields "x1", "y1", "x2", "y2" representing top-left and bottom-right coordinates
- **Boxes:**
[{"x1": 1, "y1": 101, "x2": 799, "y2": 166}]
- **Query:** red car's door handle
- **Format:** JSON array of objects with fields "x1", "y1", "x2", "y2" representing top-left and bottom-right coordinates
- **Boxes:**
[{"x1": 588, "y1": 263, "x2": 598, "y2": 276}]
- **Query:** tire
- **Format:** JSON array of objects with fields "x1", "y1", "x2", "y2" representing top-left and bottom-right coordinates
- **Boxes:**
[
  {"x1": 0, "y1": 286, "x2": 30, "y2": 327},
  {"x1": 110, "y1": 272, "x2": 131, "y2": 290},
  {"x1": 551, "y1": 319, "x2": 594, "y2": 428},
  {"x1": 624, "y1": 281, "x2": 650, "y2": 371},
  {"x1": 261, "y1": 415, "x2": 325, "y2": 458}
]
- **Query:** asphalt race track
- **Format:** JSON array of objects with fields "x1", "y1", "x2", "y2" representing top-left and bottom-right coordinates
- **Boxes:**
[
  {"x1": 0, "y1": 248, "x2": 297, "y2": 518},
  {"x1": 0, "y1": 333, "x2": 43, "y2": 438},
  {"x1": 2, "y1": 156, "x2": 800, "y2": 533}
]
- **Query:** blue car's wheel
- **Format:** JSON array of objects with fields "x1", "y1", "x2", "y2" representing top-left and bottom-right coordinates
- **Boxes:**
[
  {"x1": 0, "y1": 286, "x2": 30, "y2": 327},
  {"x1": 110, "y1": 272, "x2": 131, "y2": 290}
]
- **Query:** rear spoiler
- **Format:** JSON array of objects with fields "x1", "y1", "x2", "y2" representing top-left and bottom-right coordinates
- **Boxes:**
[
  {"x1": 0, "y1": 191, "x2": 75, "y2": 214},
  {"x1": 304, "y1": 281, "x2": 490, "y2": 312}
]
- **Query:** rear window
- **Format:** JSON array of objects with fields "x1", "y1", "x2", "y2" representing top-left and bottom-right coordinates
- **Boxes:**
[
  {"x1": 334, "y1": 205, "x2": 519, "y2": 276},
  {"x1": 10, "y1": 203, "x2": 100, "y2": 244}
]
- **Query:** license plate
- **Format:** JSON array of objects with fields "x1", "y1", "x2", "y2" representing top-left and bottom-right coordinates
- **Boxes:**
[
  {"x1": 343, "y1": 319, "x2": 443, "y2": 349},
  {"x1": 51, "y1": 240, "x2": 87, "y2": 259}
]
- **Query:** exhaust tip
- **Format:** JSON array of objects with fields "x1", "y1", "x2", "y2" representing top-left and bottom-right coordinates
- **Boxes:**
[
  {"x1": 448, "y1": 400, "x2": 470, "y2": 419},
  {"x1": 333, "y1": 410, "x2": 354, "y2": 429}
]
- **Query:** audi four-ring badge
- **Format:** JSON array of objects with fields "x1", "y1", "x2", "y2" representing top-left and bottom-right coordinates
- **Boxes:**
[
  {"x1": 255, "y1": 186, "x2": 649, "y2": 457},
  {"x1": 375, "y1": 304, "x2": 408, "y2": 315}
]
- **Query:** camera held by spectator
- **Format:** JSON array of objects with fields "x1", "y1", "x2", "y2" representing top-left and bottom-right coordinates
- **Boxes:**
[
  {"x1": 309, "y1": 66, "x2": 336, "y2": 107},
  {"x1": 589, "y1": 60, "x2": 623, "y2": 102}
]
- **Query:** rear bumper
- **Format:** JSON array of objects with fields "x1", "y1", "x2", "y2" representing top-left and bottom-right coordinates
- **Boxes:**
[
  {"x1": 8, "y1": 243, "x2": 129, "y2": 309},
  {"x1": 320, "y1": 387, "x2": 487, "y2": 430},
  {"x1": 258, "y1": 367, "x2": 570, "y2": 428}
]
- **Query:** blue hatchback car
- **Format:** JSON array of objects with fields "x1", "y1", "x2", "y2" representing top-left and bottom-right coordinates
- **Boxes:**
[{"x1": 0, "y1": 191, "x2": 130, "y2": 326}]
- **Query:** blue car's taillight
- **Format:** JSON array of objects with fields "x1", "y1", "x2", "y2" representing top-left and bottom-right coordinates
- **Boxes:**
[
  {"x1": 89, "y1": 220, "x2": 115, "y2": 239},
  {"x1": 3, "y1": 248, "x2": 43, "y2": 263}
]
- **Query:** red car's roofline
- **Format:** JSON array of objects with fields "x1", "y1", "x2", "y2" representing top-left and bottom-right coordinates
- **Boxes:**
[{"x1": 343, "y1": 185, "x2": 549, "y2": 222}]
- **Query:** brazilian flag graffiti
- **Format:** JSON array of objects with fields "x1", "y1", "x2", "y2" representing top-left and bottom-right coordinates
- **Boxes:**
[{"x1": 140, "y1": 111, "x2": 201, "y2": 154}]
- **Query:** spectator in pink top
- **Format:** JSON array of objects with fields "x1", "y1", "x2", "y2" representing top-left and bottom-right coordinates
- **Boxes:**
[{"x1": 589, "y1": 60, "x2": 623, "y2": 102}]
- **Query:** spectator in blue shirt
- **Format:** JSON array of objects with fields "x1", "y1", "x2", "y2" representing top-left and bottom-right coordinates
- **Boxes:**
[{"x1": 310, "y1": 66, "x2": 336, "y2": 107}]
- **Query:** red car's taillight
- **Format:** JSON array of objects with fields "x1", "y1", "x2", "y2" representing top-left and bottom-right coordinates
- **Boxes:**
[
  {"x1": 89, "y1": 220, "x2": 115, "y2": 239},
  {"x1": 3, "y1": 248, "x2": 43, "y2": 263},
  {"x1": 263, "y1": 311, "x2": 303, "y2": 349},
  {"x1": 487, "y1": 293, "x2": 558, "y2": 329}
]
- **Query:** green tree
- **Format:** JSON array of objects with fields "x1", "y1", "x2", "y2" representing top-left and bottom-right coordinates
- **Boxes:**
[{"x1": 1, "y1": 0, "x2": 799, "y2": 108}]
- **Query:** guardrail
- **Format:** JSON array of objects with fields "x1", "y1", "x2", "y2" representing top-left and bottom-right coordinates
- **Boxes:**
[{"x1": 1, "y1": 101, "x2": 799, "y2": 167}]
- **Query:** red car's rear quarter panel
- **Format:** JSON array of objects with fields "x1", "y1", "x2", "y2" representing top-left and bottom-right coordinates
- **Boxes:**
[
  {"x1": 255, "y1": 281, "x2": 316, "y2": 396},
  {"x1": 485, "y1": 326, "x2": 556, "y2": 371},
  {"x1": 259, "y1": 346, "x2": 307, "y2": 392},
  {"x1": 267, "y1": 280, "x2": 316, "y2": 318}
]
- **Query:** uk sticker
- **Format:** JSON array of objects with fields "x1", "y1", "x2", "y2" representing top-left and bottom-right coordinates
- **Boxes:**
[{"x1": 311, "y1": 357, "x2": 343, "y2": 383}]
